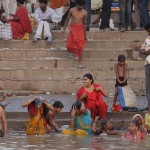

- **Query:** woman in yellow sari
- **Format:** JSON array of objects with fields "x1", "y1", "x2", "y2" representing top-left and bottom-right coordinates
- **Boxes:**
[{"x1": 22, "y1": 97, "x2": 54, "y2": 135}]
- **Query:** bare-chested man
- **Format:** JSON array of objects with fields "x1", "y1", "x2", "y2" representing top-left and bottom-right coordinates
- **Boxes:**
[
  {"x1": 113, "y1": 54, "x2": 128, "y2": 105},
  {"x1": 62, "y1": 0, "x2": 87, "y2": 68},
  {"x1": 0, "y1": 106, "x2": 7, "y2": 138}
]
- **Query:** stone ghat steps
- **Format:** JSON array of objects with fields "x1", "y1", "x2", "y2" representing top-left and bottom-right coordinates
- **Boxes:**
[
  {"x1": 0, "y1": 59, "x2": 144, "y2": 69},
  {"x1": 0, "y1": 40, "x2": 143, "y2": 49},
  {"x1": 51, "y1": 31, "x2": 147, "y2": 41},
  {"x1": 0, "y1": 68, "x2": 144, "y2": 80},
  {"x1": 0, "y1": 79, "x2": 145, "y2": 94},
  {"x1": 6, "y1": 112, "x2": 146, "y2": 131},
  {"x1": 0, "y1": 49, "x2": 136, "y2": 60}
]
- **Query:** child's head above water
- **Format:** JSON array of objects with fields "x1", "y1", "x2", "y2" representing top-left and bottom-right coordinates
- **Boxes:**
[
  {"x1": 128, "y1": 120, "x2": 138, "y2": 134},
  {"x1": 101, "y1": 119, "x2": 112, "y2": 130}
]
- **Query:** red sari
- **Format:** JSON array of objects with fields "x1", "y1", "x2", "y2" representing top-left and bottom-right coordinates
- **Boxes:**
[
  {"x1": 77, "y1": 83, "x2": 108, "y2": 119},
  {"x1": 9, "y1": 6, "x2": 32, "y2": 39}
]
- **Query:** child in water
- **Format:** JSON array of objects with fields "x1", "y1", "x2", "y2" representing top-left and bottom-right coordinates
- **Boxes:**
[
  {"x1": 123, "y1": 121, "x2": 146, "y2": 143},
  {"x1": 113, "y1": 55, "x2": 128, "y2": 105},
  {"x1": 92, "y1": 119, "x2": 119, "y2": 135}
]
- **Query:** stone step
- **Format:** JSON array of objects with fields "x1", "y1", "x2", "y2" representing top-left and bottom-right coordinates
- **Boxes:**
[
  {"x1": 6, "y1": 111, "x2": 146, "y2": 131},
  {"x1": 0, "y1": 79, "x2": 145, "y2": 95},
  {"x1": 5, "y1": 112, "x2": 146, "y2": 120},
  {"x1": 0, "y1": 59, "x2": 144, "y2": 69},
  {"x1": 0, "y1": 40, "x2": 143, "y2": 49},
  {"x1": 0, "y1": 68, "x2": 144, "y2": 80},
  {"x1": 52, "y1": 31, "x2": 147, "y2": 41},
  {"x1": 0, "y1": 49, "x2": 135, "y2": 59}
]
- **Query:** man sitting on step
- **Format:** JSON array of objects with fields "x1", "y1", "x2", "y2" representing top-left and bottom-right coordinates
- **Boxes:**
[{"x1": 33, "y1": 0, "x2": 58, "y2": 43}]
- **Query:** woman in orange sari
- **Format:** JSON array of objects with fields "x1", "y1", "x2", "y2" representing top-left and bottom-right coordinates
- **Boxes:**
[
  {"x1": 22, "y1": 97, "x2": 54, "y2": 135},
  {"x1": 8, "y1": 0, "x2": 32, "y2": 39},
  {"x1": 77, "y1": 73, "x2": 108, "y2": 121}
]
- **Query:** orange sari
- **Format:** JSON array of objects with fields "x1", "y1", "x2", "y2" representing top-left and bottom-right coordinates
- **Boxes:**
[{"x1": 50, "y1": 0, "x2": 67, "y2": 9}]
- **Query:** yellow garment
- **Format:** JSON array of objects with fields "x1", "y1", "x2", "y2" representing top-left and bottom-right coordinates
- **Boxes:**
[
  {"x1": 22, "y1": 33, "x2": 29, "y2": 40},
  {"x1": 62, "y1": 129, "x2": 88, "y2": 136},
  {"x1": 26, "y1": 106, "x2": 46, "y2": 135},
  {"x1": 145, "y1": 113, "x2": 150, "y2": 130}
]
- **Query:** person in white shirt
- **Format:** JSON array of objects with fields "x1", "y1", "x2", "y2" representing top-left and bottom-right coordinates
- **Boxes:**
[
  {"x1": 33, "y1": 0, "x2": 57, "y2": 43},
  {"x1": 140, "y1": 23, "x2": 150, "y2": 108}
]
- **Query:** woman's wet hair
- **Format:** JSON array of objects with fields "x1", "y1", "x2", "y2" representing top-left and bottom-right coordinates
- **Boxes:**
[
  {"x1": 101, "y1": 119, "x2": 109, "y2": 129},
  {"x1": 130, "y1": 120, "x2": 138, "y2": 127},
  {"x1": 53, "y1": 101, "x2": 64, "y2": 109},
  {"x1": 72, "y1": 101, "x2": 82, "y2": 110},
  {"x1": 83, "y1": 73, "x2": 94, "y2": 84},
  {"x1": 17, "y1": 0, "x2": 25, "y2": 4},
  {"x1": 39, "y1": 0, "x2": 48, "y2": 4},
  {"x1": 76, "y1": 0, "x2": 85, "y2": 6},
  {"x1": 118, "y1": 54, "x2": 126, "y2": 62}
]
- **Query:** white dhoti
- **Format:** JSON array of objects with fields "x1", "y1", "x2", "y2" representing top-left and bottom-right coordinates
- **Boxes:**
[
  {"x1": 53, "y1": 7, "x2": 64, "y2": 22},
  {"x1": 3, "y1": 0, "x2": 17, "y2": 19},
  {"x1": 34, "y1": 21, "x2": 52, "y2": 39}
]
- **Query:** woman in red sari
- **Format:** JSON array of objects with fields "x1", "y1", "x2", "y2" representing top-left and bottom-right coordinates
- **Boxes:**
[
  {"x1": 9, "y1": 0, "x2": 32, "y2": 39},
  {"x1": 77, "y1": 73, "x2": 108, "y2": 121}
]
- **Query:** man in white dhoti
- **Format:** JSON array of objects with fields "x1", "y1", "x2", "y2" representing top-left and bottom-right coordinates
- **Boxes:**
[{"x1": 33, "y1": 0, "x2": 58, "y2": 42}]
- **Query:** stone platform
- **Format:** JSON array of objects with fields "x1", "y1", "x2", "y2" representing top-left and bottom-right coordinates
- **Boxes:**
[{"x1": 2, "y1": 94, "x2": 148, "y2": 131}]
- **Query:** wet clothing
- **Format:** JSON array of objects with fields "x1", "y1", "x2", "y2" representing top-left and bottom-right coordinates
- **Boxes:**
[
  {"x1": 62, "y1": 110, "x2": 92, "y2": 136},
  {"x1": 66, "y1": 24, "x2": 86, "y2": 57},
  {"x1": 26, "y1": 103, "x2": 46, "y2": 135},
  {"x1": 77, "y1": 83, "x2": 108, "y2": 119},
  {"x1": 115, "y1": 77, "x2": 127, "y2": 87}
]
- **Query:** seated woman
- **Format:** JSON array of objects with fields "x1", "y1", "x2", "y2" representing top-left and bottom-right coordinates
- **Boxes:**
[
  {"x1": 92, "y1": 119, "x2": 119, "y2": 135},
  {"x1": 123, "y1": 121, "x2": 146, "y2": 143},
  {"x1": 8, "y1": 0, "x2": 32, "y2": 39},
  {"x1": 77, "y1": 73, "x2": 108, "y2": 121},
  {"x1": 62, "y1": 101, "x2": 92, "y2": 136},
  {"x1": 22, "y1": 96, "x2": 54, "y2": 135},
  {"x1": 132, "y1": 114, "x2": 147, "y2": 135}
]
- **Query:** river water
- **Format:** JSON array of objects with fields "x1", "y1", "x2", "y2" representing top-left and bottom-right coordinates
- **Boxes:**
[{"x1": 0, "y1": 132, "x2": 150, "y2": 150}]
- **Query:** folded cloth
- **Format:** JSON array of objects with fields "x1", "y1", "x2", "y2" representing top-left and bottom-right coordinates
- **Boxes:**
[{"x1": 66, "y1": 24, "x2": 86, "y2": 57}]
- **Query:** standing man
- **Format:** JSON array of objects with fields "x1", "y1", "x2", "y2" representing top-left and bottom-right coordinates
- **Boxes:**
[
  {"x1": 140, "y1": 0, "x2": 149, "y2": 28},
  {"x1": 140, "y1": 23, "x2": 150, "y2": 107},
  {"x1": 85, "y1": 0, "x2": 91, "y2": 31},
  {"x1": 100, "y1": 0, "x2": 112, "y2": 30}
]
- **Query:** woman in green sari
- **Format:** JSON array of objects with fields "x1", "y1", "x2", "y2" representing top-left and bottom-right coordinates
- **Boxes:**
[{"x1": 62, "y1": 101, "x2": 92, "y2": 136}]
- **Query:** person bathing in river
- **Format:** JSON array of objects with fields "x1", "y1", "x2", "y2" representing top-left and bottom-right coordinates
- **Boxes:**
[
  {"x1": 22, "y1": 96, "x2": 54, "y2": 135},
  {"x1": 44, "y1": 101, "x2": 64, "y2": 132}
]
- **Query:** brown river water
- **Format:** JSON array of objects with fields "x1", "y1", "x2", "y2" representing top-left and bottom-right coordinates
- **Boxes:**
[{"x1": 0, "y1": 132, "x2": 150, "y2": 150}]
